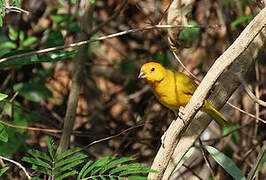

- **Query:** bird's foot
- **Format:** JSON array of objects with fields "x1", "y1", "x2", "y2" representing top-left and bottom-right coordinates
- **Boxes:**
[{"x1": 195, "y1": 101, "x2": 204, "y2": 111}]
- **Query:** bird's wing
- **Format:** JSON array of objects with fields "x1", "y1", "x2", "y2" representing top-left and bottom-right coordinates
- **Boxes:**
[{"x1": 174, "y1": 72, "x2": 198, "y2": 96}]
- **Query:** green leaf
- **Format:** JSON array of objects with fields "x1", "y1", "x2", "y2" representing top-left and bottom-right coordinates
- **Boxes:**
[
  {"x1": 32, "y1": 177, "x2": 43, "y2": 180},
  {"x1": 13, "y1": 82, "x2": 53, "y2": 102},
  {"x1": 0, "y1": 49, "x2": 39, "y2": 68},
  {"x1": 119, "y1": 61, "x2": 135, "y2": 75},
  {"x1": 15, "y1": 0, "x2": 21, "y2": 8},
  {"x1": 28, "y1": 149, "x2": 52, "y2": 162},
  {"x1": 0, "y1": 167, "x2": 9, "y2": 176},
  {"x1": 8, "y1": 28, "x2": 18, "y2": 41},
  {"x1": 0, "y1": 17, "x2": 3, "y2": 28},
  {"x1": 0, "y1": 0, "x2": 4, "y2": 17},
  {"x1": 44, "y1": 50, "x2": 77, "y2": 62},
  {"x1": 253, "y1": 151, "x2": 266, "y2": 178},
  {"x1": 91, "y1": 157, "x2": 115, "y2": 175},
  {"x1": 0, "y1": 41, "x2": 17, "y2": 49},
  {"x1": 56, "y1": 170, "x2": 77, "y2": 180},
  {"x1": 205, "y1": 146, "x2": 246, "y2": 180},
  {"x1": 179, "y1": 20, "x2": 200, "y2": 41},
  {"x1": 100, "y1": 157, "x2": 134, "y2": 174},
  {"x1": 19, "y1": 31, "x2": 24, "y2": 42},
  {"x1": 81, "y1": 157, "x2": 112, "y2": 178},
  {"x1": 231, "y1": 14, "x2": 255, "y2": 28},
  {"x1": 128, "y1": 176, "x2": 147, "y2": 180},
  {"x1": 77, "y1": 160, "x2": 93, "y2": 180},
  {"x1": 46, "y1": 31, "x2": 64, "y2": 48},
  {"x1": 31, "y1": 164, "x2": 51, "y2": 176},
  {"x1": 55, "y1": 160, "x2": 84, "y2": 175},
  {"x1": 55, "y1": 154, "x2": 87, "y2": 168},
  {"x1": 176, "y1": 147, "x2": 195, "y2": 170},
  {"x1": 21, "y1": 37, "x2": 38, "y2": 47},
  {"x1": 110, "y1": 176, "x2": 116, "y2": 180},
  {"x1": 119, "y1": 169, "x2": 158, "y2": 176},
  {"x1": 110, "y1": 163, "x2": 147, "y2": 175},
  {"x1": 0, "y1": 124, "x2": 8, "y2": 142},
  {"x1": 0, "y1": 93, "x2": 8, "y2": 101},
  {"x1": 22, "y1": 157, "x2": 52, "y2": 169},
  {"x1": 55, "y1": 147, "x2": 82, "y2": 161},
  {"x1": 47, "y1": 136, "x2": 54, "y2": 159}
]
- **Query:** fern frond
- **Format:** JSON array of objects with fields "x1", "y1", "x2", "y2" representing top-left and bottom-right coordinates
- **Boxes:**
[
  {"x1": 55, "y1": 160, "x2": 84, "y2": 175},
  {"x1": 56, "y1": 170, "x2": 78, "y2": 180},
  {"x1": 119, "y1": 168, "x2": 158, "y2": 176},
  {"x1": 31, "y1": 164, "x2": 51, "y2": 176},
  {"x1": 100, "y1": 157, "x2": 134, "y2": 174},
  {"x1": 55, "y1": 154, "x2": 87, "y2": 168},
  {"x1": 28, "y1": 149, "x2": 52, "y2": 162},
  {"x1": 22, "y1": 157, "x2": 51, "y2": 169},
  {"x1": 55, "y1": 147, "x2": 82, "y2": 161},
  {"x1": 109, "y1": 163, "x2": 147, "y2": 175},
  {"x1": 77, "y1": 160, "x2": 93, "y2": 180},
  {"x1": 47, "y1": 136, "x2": 55, "y2": 159}
]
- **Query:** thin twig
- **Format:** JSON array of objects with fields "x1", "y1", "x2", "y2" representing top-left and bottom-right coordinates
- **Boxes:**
[
  {"x1": 226, "y1": 102, "x2": 266, "y2": 124},
  {"x1": 88, "y1": 0, "x2": 128, "y2": 36},
  {"x1": 183, "y1": 164, "x2": 204, "y2": 180},
  {"x1": 247, "y1": 142, "x2": 266, "y2": 180},
  {"x1": 0, "y1": 156, "x2": 31, "y2": 180},
  {"x1": 4, "y1": 6, "x2": 30, "y2": 15},
  {"x1": 172, "y1": 51, "x2": 200, "y2": 82},
  {"x1": 238, "y1": 75, "x2": 266, "y2": 107},
  {"x1": 82, "y1": 124, "x2": 144, "y2": 150},
  {"x1": 0, "y1": 119, "x2": 86, "y2": 134},
  {"x1": 0, "y1": 24, "x2": 218, "y2": 64},
  {"x1": 199, "y1": 139, "x2": 215, "y2": 178}
]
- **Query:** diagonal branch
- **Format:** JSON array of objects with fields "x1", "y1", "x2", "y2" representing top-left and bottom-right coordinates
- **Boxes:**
[{"x1": 148, "y1": 7, "x2": 266, "y2": 180}]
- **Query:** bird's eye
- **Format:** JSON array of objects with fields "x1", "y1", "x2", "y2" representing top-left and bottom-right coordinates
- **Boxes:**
[{"x1": 150, "y1": 67, "x2": 155, "y2": 72}]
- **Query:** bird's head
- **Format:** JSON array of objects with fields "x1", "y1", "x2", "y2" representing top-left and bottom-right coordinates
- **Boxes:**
[{"x1": 138, "y1": 62, "x2": 167, "y2": 82}]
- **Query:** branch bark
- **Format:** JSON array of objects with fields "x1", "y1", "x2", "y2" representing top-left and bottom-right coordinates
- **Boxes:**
[
  {"x1": 148, "y1": 7, "x2": 266, "y2": 180},
  {"x1": 59, "y1": 3, "x2": 95, "y2": 152}
]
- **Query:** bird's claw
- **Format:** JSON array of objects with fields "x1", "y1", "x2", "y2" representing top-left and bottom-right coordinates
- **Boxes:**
[{"x1": 195, "y1": 101, "x2": 204, "y2": 110}]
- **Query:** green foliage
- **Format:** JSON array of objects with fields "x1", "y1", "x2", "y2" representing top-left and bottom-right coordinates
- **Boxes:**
[
  {"x1": 176, "y1": 147, "x2": 195, "y2": 170},
  {"x1": 151, "y1": 52, "x2": 171, "y2": 68},
  {"x1": 0, "y1": 102, "x2": 29, "y2": 156},
  {"x1": 0, "y1": 124, "x2": 8, "y2": 142},
  {"x1": 23, "y1": 137, "x2": 157, "y2": 179},
  {"x1": 179, "y1": 20, "x2": 200, "y2": 42},
  {"x1": 0, "y1": 93, "x2": 8, "y2": 101},
  {"x1": 13, "y1": 82, "x2": 53, "y2": 103},
  {"x1": 0, "y1": 167, "x2": 9, "y2": 176},
  {"x1": 119, "y1": 60, "x2": 135, "y2": 75},
  {"x1": 22, "y1": 137, "x2": 87, "y2": 179},
  {"x1": 231, "y1": 14, "x2": 256, "y2": 28},
  {"x1": 205, "y1": 145, "x2": 246, "y2": 180},
  {"x1": 254, "y1": 152, "x2": 266, "y2": 178},
  {"x1": 78, "y1": 156, "x2": 157, "y2": 180}
]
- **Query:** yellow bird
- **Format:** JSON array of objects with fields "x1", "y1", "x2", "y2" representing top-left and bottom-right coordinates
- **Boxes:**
[{"x1": 138, "y1": 62, "x2": 229, "y2": 127}]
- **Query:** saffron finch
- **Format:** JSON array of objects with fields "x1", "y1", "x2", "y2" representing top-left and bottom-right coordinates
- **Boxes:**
[{"x1": 138, "y1": 62, "x2": 229, "y2": 127}]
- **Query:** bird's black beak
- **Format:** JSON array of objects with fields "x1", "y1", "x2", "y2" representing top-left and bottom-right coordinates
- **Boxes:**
[{"x1": 138, "y1": 71, "x2": 146, "y2": 78}]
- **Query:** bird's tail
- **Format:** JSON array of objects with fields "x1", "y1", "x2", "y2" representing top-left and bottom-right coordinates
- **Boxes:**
[{"x1": 201, "y1": 101, "x2": 231, "y2": 127}]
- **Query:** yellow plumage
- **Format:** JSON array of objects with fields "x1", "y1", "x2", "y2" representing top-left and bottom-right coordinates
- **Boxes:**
[{"x1": 138, "y1": 62, "x2": 229, "y2": 127}]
